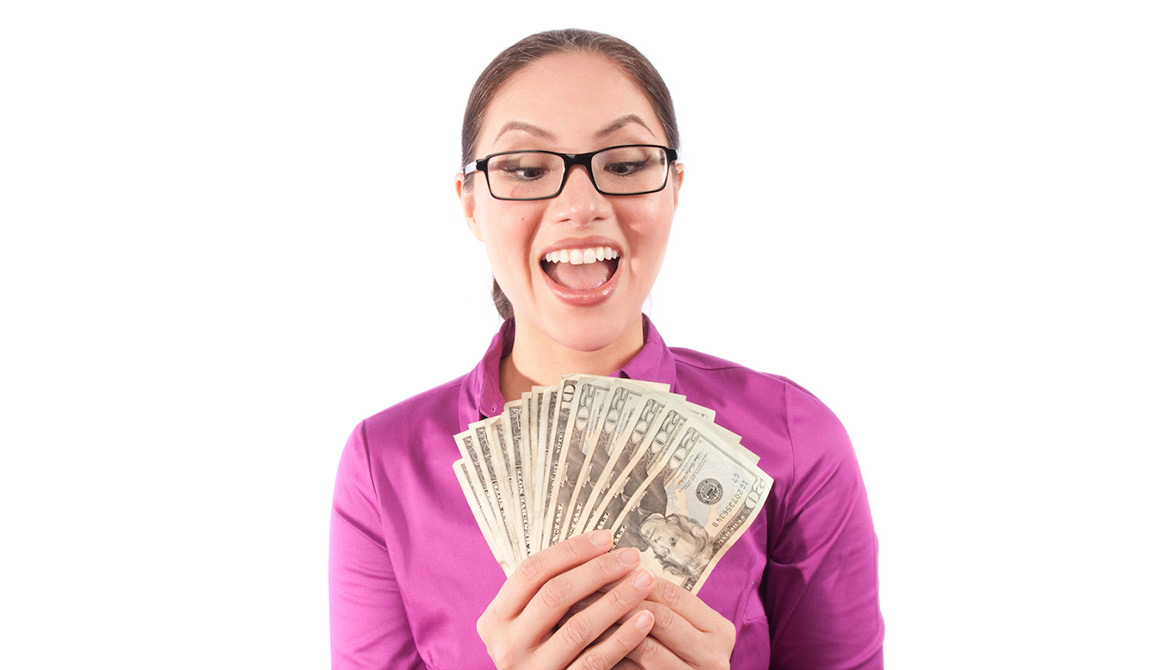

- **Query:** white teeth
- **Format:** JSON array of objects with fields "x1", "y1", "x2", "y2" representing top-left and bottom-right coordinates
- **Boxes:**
[{"x1": 544, "y1": 246, "x2": 620, "y2": 265}]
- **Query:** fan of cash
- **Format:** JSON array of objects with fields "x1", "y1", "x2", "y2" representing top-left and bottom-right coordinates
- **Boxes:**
[{"x1": 453, "y1": 374, "x2": 774, "y2": 593}]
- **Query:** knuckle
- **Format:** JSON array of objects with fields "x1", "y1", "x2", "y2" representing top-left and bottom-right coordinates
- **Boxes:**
[
  {"x1": 697, "y1": 646, "x2": 719, "y2": 667},
  {"x1": 475, "y1": 608, "x2": 499, "y2": 642},
  {"x1": 660, "y1": 581, "x2": 686, "y2": 608},
  {"x1": 607, "y1": 585, "x2": 634, "y2": 612},
  {"x1": 721, "y1": 617, "x2": 737, "y2": 644},
  {"x1": 597, "y1": 552, "x2": 621, "y2": 578},
  {"x1": 577, "y1": 649, "x2": 609, "y2": 670},
  {"x1": 498, "y1": 647, "x2": 521, "y2": 667},
  {"x1": 563, "y1": 535, "x2": 589, "y2": 560},
  {"x1": 644, "y1": 601, "x2": 674, "y2": 629},
  {"x1": 605, "y1": 626, "x2": 637, "y2": 656},
  {"x1": 479, "y1": 635, "x2": 511, "y2": 666},
  {"x1": 475, "y1": 614, "x2": 487, "y2": 640},
  {"x1": 635, "y1": 634, "x2": 662, "y2": 662},
  {"x1": 594, "y1": 624, "x2": 646, "y2": 669},
  {"x1": 658, "y1": 606, "x2": 677, "y2": 630},
  {"x1": 517, "y1": 552, "x2": 545, "y2": 584},
  {"x1": 475, "y1": 615, "x2": 516, "y2": 667},
  {"x1": 559, "y1": 615, "x2": 591, "y2": 647},
  {"x1": 539, "y1": 575, "x2": 573, "y2": 610}
]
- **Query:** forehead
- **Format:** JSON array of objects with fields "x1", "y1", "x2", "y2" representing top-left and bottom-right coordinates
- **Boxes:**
[
  {"x1": 479, "y1": 51, "x2": 666, "y2": 150},
  {"x1": 644, "y1": 516, "x2": 670, "y2": 533}
]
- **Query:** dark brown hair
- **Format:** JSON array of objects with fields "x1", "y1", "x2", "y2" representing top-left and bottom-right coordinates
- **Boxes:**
[{"x1": 461, "y1": 29, "x2": 680, "y2": 320}]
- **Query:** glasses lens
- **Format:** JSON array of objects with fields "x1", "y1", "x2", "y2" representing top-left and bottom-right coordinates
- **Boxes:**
[
  {"x1": 486, "y1": 152, "x2": 564, "y2": 200},
  {"x1": 592, "y1": 146, "x2": 668, "y2": 195}
]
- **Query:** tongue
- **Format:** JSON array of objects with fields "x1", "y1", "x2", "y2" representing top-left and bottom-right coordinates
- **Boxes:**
[{"x1": 546, "y1": 261, "x2": 613, "y2": 290}]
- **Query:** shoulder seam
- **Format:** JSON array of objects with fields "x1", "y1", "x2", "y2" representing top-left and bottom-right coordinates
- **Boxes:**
[
  {"x1": 330, "y1": 507, "x2": 388, "y2": 552},
  {"x1": 781, "y1": 384, "x2": 796, "y2": 541},
  {"x1": 366, "y1": 374, "x2": 465, "y2": 422}
]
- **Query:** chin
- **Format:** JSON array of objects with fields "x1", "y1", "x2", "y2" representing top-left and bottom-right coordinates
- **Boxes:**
[{"x1": 540, "y1": 305, "x2": 642, "y2": 355}]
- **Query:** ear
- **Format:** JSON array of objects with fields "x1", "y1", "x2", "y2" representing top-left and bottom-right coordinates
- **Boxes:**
[
  {"x1": 671, "y1": 162, "x2": 685, "y2": 207},
  {"x1": 455, "y1": 173, "x2": 483, "y2": 241}
]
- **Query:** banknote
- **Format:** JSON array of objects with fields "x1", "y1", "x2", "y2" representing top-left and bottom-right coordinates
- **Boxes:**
[
  {"x1": 539, "y1": 379, "x2": 576, "y2": 547},
  {"x1": 549, "y1": 374, "x2": 612, "y2": 545},
  {"x1": 581, "y1": 393, "x2": 669, "y2": 533},
  {"x1": 453, "y1": 374, "x2": 773, "y2": 588},
  {"x1": 476, "y1": 419, "x2": 520, "y2": 560},
  {"x1": 566, "y1": 379, "x2": 670, "y2": 540},
  {"x1": 502, "y1": 403, "x2": 532, "y2": 557},
  {"x1": 452, "y1": 459, "x2": 512, "y2": 572},
  {"x1": 587, "y1": 400, "x2": 690, "y2": 534},
  {"x1": 453, "y1": 430, "x2": 511, "y2": 565},
  {"x1": 610, "y1": 418, "x2": 772, "y2": 592},
  {"x1": 532, "y1": 386, "x2": 555, "y2": 548}
]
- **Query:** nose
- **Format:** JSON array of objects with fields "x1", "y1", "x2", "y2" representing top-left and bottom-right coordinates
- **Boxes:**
[{"x1": 549, "y1": 164, "x2": 610, "y2": 225}]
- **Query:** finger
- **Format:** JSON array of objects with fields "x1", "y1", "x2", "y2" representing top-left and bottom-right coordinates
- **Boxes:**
[
  {"x1": 557, "y1": 566, "x2": 634, "y2": 625},
  {"x1": 593, "y1": 622, "x2": 620, "y2": 646},
  {"x1": 623, "y1": 600, "x2": 706, "y2": 666},
  {"x1": 555, "y1": 567, "x2": 655, "y2": 648},
  {"x1": 567, "y1": 610, "x2": 654, "y2": 670},
  {"x1": 631, "y1": 580, "x2": 736, "y2": 668},
  {"x1": 557, "y1": 590, "x2": 605, "y2": 629},
  {"x1": 625, "y1": 633, "x2": 689, "y2": 670},
  {"x1": 490, "y1": 530, "x2": 614, "y2": 618},
  {"x1": 643, "y1": 577, "x2": 730, "y2": 635},
  {"x1": 518, "y1": 546, "x2": 646, "y2": 636}
]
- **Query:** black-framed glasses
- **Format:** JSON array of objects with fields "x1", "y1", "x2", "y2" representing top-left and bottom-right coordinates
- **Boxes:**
[{"x1": 463, "y1": 144, "x2": 679, "y2": 201}]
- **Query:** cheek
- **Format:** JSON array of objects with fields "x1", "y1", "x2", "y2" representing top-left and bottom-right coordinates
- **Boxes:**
[
  {"x1": 479, "y1": 207, "x2": 541, "y2": 275},
  {"x1": 621, "y1": 201, "x2": 674, "y2": 266}
]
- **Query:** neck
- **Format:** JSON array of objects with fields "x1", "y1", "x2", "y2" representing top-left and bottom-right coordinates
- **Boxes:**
[{"x1": 500, "y1": 317, "x2": 645, "y2": 402}]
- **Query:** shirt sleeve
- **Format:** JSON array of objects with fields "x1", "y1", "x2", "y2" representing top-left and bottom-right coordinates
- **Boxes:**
[
  {"x1": 329, "y1": 422, "x2": 426, "y2": 670},
  {"x1": 763, "y1": 386, "x2": 884, "y2": 669}
]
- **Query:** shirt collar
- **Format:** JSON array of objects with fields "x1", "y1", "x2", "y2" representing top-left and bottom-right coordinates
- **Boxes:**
[
  {"x1": 458, "y1": 319, "x2": 512, "y2": 428},
  {"x1": 459, "y1": 315, "x2": 678, "y2": 427},
  {"x1": 615, "y1": 315, "x2": 677, "y2": 388}
]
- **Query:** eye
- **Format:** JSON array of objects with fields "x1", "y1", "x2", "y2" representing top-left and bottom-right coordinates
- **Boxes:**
[
  {"x1": 598, "y1": 146, "x2": 659, "y2": 178},
  {"x1": 491, "y1": 153, "x2": 557, "y2": 182},
  {"x1": 602, "y1": 157, "x2": 649, "y2": 177},
  {"x1": 500, "y1": 164, "x2": 547, "y2": 180}
]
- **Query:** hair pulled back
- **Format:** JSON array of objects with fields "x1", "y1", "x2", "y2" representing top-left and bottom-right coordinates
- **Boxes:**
[{"x1": 460, "y1": 29, "x2": 680, "y2": 320}]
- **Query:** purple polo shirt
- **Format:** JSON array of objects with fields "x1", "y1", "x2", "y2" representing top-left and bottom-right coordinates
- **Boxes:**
[{"x1": 330, "y1": 317, "x2": 883, "y2": 668}]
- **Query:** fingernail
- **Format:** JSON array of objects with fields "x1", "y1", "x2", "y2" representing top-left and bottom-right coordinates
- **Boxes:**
[
  {"x1": 632, "y1": 569, "x2": 653, "y2": 588},
  {"x1": 588, "y1": 530, "x2": 612, "y2": 547},
  {"x1": 618, "y1": 547, "x2": 640, "y2": 565},
  {"x1": 633, "y1": 610, "x2": 653, "y2": 630}
]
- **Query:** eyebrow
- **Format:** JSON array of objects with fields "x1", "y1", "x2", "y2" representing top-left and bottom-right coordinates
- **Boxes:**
[
  {"x1": 492, "y1": 115, "x2": 657, "y2": 144},
  {"x1": 494, "y1": 121, "x2": 555, "y2": 142},
  {"x1": 595, "y1": 114, "x2": 654, "y2": 139}
]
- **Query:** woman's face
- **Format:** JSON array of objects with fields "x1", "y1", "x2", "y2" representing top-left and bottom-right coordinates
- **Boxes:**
[
  {"x1": 642, "y1": 515, "x2": 703, "y2": 567},
  {"x1": 459, "y1": 51, "x2": 682, "y2": 355}
]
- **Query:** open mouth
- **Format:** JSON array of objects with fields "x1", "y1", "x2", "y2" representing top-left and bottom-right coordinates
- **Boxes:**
[{"x1": 541, "y1": 246, "x2": 620, "y2": 291}]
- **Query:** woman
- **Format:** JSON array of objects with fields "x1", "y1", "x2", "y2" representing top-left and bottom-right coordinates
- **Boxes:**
[{"x1": 330, "y1": 29, "x2": 883, "y2": 669}]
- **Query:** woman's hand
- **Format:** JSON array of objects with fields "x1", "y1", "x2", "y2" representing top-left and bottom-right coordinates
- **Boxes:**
[
  {"x1": 617, "y1": 578, "x2": 736, "y2": 669},
  {"x1": 477, "y1": 530, "x2": 658, "y2": 669}
]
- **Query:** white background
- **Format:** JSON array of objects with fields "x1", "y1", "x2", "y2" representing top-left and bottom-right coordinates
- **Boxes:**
[{"x1": 2, "y1": 1, "x2": 1167, "y2": 667}]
